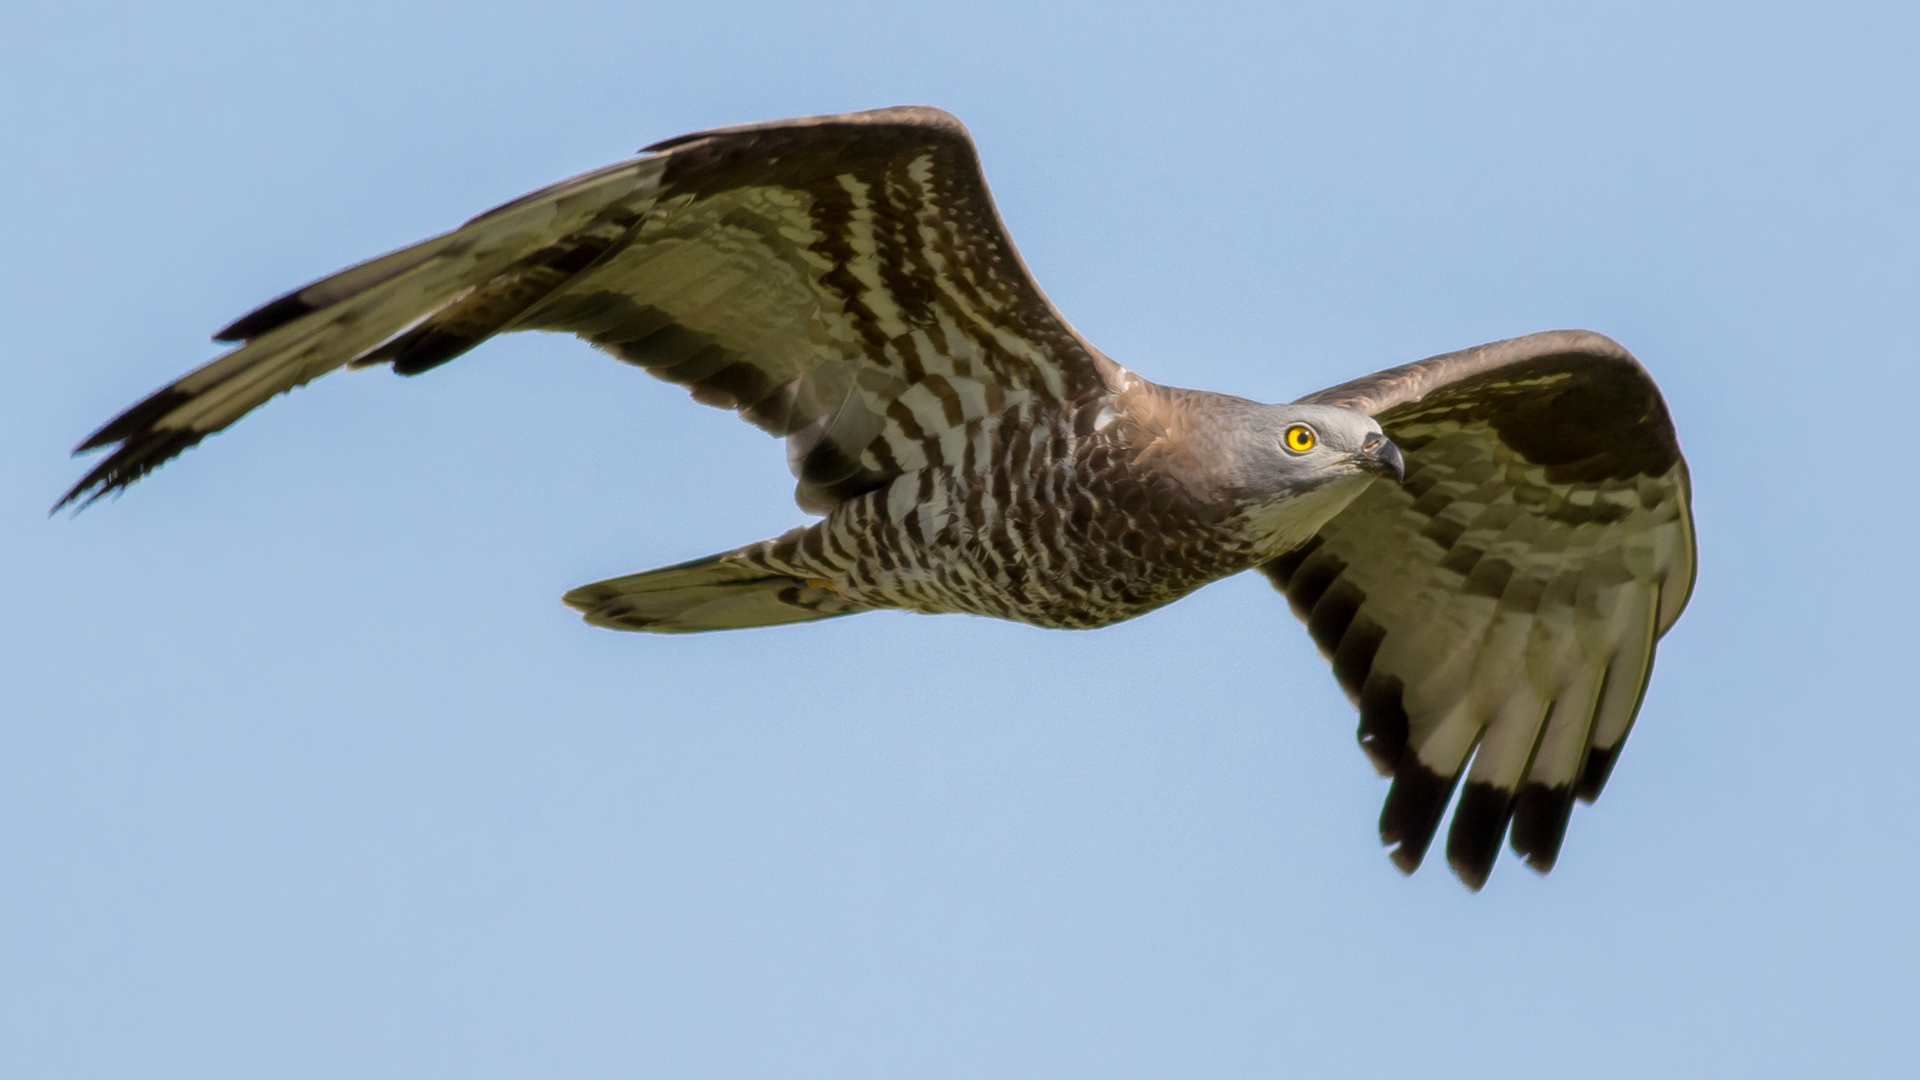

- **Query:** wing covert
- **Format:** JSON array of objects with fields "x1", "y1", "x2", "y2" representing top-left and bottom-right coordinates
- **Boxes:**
[{"x1": 1267, "y1": 330, "x2": 1696, "y2": 888}]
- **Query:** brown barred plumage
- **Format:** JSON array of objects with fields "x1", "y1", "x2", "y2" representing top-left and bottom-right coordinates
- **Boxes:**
[{"x1": 738, "y1": 386, "x2": 1293, "y2": 630}]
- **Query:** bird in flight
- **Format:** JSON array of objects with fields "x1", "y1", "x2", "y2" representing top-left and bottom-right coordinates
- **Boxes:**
[{"x1": 63, "y1": 106, "x2": 1695, "y2": 889}]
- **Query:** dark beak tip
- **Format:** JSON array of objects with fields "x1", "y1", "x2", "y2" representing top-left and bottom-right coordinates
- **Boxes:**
[{"x1": 1360, "y1": 434, "x2": 1406, "y2": 482}]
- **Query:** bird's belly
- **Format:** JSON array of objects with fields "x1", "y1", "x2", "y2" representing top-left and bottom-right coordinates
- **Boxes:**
[
  {"x1": 861, "y1": 551, "x2": 1245, "y2": 629},
  {"x1": 783, "y1": 466, "x2": 1258, "y2": 630}
]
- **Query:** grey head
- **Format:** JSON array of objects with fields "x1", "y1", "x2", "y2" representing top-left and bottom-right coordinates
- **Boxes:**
[
  {"x1": 1173, "y1": 398, "x2": 1406, "y2": 556},
  {"x1": 1203, "y1": 400, "x2": 1405, "y2": 503},
  {"x1": 1228, "y1": 402, "x2": 1405, "y2": 556}
]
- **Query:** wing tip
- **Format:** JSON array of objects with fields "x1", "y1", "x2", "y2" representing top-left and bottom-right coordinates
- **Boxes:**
[
  {"x1": 1575, "y1": 744, "x2": 1621, "y2": 803},
  {"x1": 57, "y1": 426, "x2": 209, "y2": 513},
  {"x1": 54, "y1": 466, "x2": 123, "y2": 515},
  {"x1": 50, "y1": 477, "x2": 103, "y2": 515},
  {"x1": 62, "y1": 381, "x2": 214, "y2": 511},
  {"x1": 1509, "y1": 782, "x2": 1576, "y2": 873},
  {"x1": 1379, "y1": 758, "x2": 1458, "y2": 876},
  {"x1": 1444, "y1": 781, "x2": 1515, "y2": 891}
]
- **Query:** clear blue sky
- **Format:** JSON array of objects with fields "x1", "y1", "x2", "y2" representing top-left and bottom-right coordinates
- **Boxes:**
[{"x1": 4, "y1": 2, "x2": 1915, "y2": 1076}]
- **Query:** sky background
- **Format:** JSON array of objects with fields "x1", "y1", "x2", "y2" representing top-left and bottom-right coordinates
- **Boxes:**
[{"x1": 3, "y1": 1, "x2": 1916, "y2": 1077}]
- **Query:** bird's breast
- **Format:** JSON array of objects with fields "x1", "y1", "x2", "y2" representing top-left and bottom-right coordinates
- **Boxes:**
[{"x1": 784, "y1": 413, "x2": 1272, "y2": 629}]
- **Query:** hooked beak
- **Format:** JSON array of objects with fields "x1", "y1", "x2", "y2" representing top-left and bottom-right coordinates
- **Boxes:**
[{"x1": 1355, "y1": 432, "x2": 1405, "y2": 482}]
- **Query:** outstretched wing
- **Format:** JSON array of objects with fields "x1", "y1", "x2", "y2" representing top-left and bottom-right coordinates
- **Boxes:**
[
  {"x1": 61, "y1": 106, "x2": 1111, "y2": 511},
  {"x1": 1264, "y1": 330, "x2": 1696, "y2": 889}
]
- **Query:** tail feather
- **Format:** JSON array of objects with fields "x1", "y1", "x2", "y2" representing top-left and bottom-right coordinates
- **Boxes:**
[{"x1": 562, "y1": 548, "x2": 862, "y2": 633}]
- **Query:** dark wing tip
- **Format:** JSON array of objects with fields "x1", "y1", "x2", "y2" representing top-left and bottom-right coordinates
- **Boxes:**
[
  {"x1": 1380, "y1": 758, "x2": 1460, "y2": 874},
  {"x1": 1445, "y1": 782, "x2": 1516, "y2": 890},
  {"x1": 56, "y1": 426, "x2": 208, "y2": 512},
  {"x1": 1509, "y1": 782, "x2": 1576, "y2": 872},
  {"x1": 212, "y1": 290, "x2": 317, "y2": 343},
  {"x1": 1575, "y1": 744, "x2": 1621, "y2": 803},
  {"x1": 60, "y1": 385, "x2": 209, "y2": 512}
]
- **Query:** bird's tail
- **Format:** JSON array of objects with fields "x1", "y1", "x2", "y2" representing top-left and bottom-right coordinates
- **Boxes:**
[{"x1": 561, "y1": 544, "x2": 862, "y2": 633}]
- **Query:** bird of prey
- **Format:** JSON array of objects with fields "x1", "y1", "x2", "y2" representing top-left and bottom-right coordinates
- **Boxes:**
[{"x1": 63, "y1": 106, "x2": 1695, "y2": 889}]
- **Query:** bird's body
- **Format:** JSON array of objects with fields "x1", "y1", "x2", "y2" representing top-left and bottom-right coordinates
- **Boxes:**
[
  {"x1": 65, "y1": 106, "x2": 1696, "y2": 889},
  {"x1": 628, "y1": 382, "x2": 1384, "y2": 632}
]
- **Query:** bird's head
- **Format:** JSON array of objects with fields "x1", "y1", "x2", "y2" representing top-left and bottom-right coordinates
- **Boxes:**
[
  {"x1": 1221, "y1": 402, "x2": 1405, "y2": 498},
  {"x1": 1206, "y1": 401, "x2": 1405, "y2": 551}
]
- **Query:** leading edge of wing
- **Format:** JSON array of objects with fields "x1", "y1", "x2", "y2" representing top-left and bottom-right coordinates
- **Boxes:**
[
  {"x1": 1298, "y1": 329, "x2": 1637, "y2": 415},
  {"x1": 202, "y1": 108, "x2": 972, "y2": 350}
]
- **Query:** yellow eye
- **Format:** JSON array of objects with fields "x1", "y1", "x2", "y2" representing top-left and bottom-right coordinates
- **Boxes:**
[{"x1": 1284, "y1": 425, "x2": 1317, "y2": 453}]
